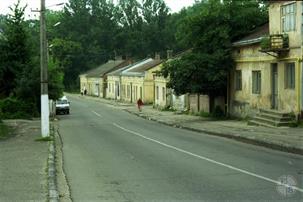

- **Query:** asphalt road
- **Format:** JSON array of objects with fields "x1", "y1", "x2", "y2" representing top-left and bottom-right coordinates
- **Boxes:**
[{"x1": 58, "y1": 95, "x2": 303, "y2": 202}]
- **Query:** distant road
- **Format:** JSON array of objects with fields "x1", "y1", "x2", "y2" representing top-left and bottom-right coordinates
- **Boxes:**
[{"x1": 58, "y1": 95, "x2": 303, "y2": 201}]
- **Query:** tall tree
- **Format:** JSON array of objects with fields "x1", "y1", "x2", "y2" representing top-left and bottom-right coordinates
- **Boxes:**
[
  {"x1": 141, "y1": 0, "x2": 170, "y2": 56},
  {"x1": 162, "y1": 0, "x2": 268, "y2": 100},
  {"x1": 115, "y1": 0, "x2": 144, "y2": 58},
  {"x1": 0, "y1": 0, "x2": 29, "y2": 98}
]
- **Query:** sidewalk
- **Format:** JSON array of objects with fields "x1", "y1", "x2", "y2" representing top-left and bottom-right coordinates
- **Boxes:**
[
  {"x1": 126, "y1": 105, "x2": 303, "y2": 155},
  {"x1": 70, "y1": 94, "x2": 303, "y2": 155},
  {"x1": 0, "y1": 120, "x2": 48, "y2": 201}
]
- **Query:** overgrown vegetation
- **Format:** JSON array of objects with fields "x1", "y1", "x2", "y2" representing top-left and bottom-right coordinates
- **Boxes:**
[
  {"x1": 0, "y1": 0, "x2": 63, "y2": 119},
  {"x1": 0, "y1": 0, "x2": 268, "y2": 119},
  {"x1": 161, "y1": 0, "x2": 268, "y2": 112},
  {"x1": 0, "y1": 97, "x2": 38, "y2": 119},
  {"x1": 160, "y1": 106, "x2": 176, "y2": 112},
  {"x1": 0, "y1": 123, "x2": 12, "y2": 140},
  {"x1": 35, "y1": 136, "x2": 53, "y2": 142}
]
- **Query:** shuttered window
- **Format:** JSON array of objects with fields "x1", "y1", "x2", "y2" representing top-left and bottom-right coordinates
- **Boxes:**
[
  {"x1": 252, "y1": 71, "x2": 261, "y2": 94},
  {"x1": 235, "y1": 70, "x2": 242, "y2": 91},
  {"x1": 162, "y1": 87, "x2": 166, "y2": 101},
  {"x1": 285, "y1": 63, "x2": 295, "y2": 89}
]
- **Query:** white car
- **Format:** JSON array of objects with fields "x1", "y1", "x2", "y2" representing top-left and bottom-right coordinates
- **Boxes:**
[{"x1": 56, "y1": 97, "x2": 70, "y2": 115}]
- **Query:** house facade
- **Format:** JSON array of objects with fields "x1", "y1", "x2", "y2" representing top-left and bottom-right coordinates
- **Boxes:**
[
  {"x1": 230, "y1": 1, "x2": 303, "y2": 118},
  {"x1": 79, "y1": 60, "x2": 127, "y2": 98},
  {"x1": 120, "y1": 59, "x2": 162, "y2": 104},
  {"x1": 106, "y1": 59, "x2": 153, "y2": 101},
  {"x1": 154, "y1": 63, "x2": 170, "y2": 109}
]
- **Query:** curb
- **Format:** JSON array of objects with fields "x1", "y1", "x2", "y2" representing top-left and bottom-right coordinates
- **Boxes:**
[
  {"x1": 124, "y1": 109, "x2": 303, "y2": 156},
  {"x1": 48, "y1": 126, "x2": 59, "y2": 202}
]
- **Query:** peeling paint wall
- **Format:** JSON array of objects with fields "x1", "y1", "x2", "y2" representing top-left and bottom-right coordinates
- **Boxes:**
[
  {"x1": 231, "y1": 45, "x2": 300, "y2": 117},
  {"x1": 230, "y1": 2, "x2": 302, "y2": 118}
]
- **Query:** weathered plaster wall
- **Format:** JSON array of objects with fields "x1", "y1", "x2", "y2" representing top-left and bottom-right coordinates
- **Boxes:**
[
  {"x1": 269, "y1": 1, "x2": 302, "y2": 47},
  {"x1": 231, "y1": 44, "x2": 299, "y2": 117},
  {"x1": 121, "y1": 76, "x2": 144, "y2": 103},
  {"x1": 107, "y1": 75, "x2": 120, "y2": 99},
  {"x1": 154, "y1": 76, "x2": 168, "y2": 109},
  {"x1": 79, "y1": 75, "x2": 87, "y2": 93}
]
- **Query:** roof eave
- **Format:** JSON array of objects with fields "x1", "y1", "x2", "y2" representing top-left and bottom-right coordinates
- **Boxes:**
[{"x1": 232, "y1": 37, "x2": 263, "y2": 47}]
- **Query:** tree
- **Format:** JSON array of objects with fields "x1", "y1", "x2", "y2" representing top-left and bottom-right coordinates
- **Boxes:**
[
  {"x1": 115, "y1": 0, "x2": 144, "y2": 58},
  {"x1": 162, "y1": 0, "x2": 268, "y2": 100},
  {"x1": 0, "y1": 1, "x2": 64, "y2": 117},
  {"x1": 141, "y1": 0, "x2": 170, "y2": 56},
  {"x1": 51, "y1": 38, "x2": 83, "y2": 89},
  {"x1": 0, "y1": 0, "x2": 29, "y2": 98}
]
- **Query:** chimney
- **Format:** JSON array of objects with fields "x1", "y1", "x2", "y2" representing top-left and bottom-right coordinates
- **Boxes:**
[
  {"x1": 155, "y1": 52, "x2": 161, "y2": 60},
  {"x1": 167, "y1": 50, "x2": 173, "y2": 59}
]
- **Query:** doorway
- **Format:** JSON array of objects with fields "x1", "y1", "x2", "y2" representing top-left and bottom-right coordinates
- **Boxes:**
[{"x1": 271, "y1": 63, "x2": 278, "y2": 109}]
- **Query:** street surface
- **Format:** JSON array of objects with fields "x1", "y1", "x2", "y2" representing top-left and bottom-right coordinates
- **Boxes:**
[{"x1": 58, "y1": 95, "x2": 303, "y2": 202}]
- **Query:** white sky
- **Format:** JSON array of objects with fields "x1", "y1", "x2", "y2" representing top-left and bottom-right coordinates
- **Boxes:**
[{"x1": 0, "y1": 0, "x2": 196, "y2": 18}]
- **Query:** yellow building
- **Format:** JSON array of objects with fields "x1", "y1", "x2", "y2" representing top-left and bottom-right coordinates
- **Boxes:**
[
  {"x1": 154, "y1": 63, "x2": 170, "y2": 109},
  {"x1": 79, "y1": 60, "x2": 128, "y2": 97},
  {"x1": 230, "y1": 1, "x2": 302, "y2": 122},
  {"x1": 153, "y1": 50, "x2": 192, "y2": 110},
  {"x1": 120, "y1": 59, "x2": 163, "y2": 104},
  {"x1": 106, "y1": 64, "x2": 133, "y2": 100},
  {"x1": 106, "y1": 59, "x2": 153, "y2": 101}
]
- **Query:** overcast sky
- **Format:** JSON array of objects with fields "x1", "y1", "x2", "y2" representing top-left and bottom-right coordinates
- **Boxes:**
[{"x1": 0, "y1": 0, "x2": 196, "y2": 18}]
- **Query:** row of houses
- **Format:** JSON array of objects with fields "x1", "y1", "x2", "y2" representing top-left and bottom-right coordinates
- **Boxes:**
[
  {"x1": 80, "y1": 56, "x2": 172, "y2": 105},
  {"x1": 80, "y1": 1, "x2": 303, "y2": 126}
]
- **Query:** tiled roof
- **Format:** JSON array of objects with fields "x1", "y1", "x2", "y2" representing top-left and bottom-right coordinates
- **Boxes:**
[
  {"x1": 232, "y1": 23, "x2": 269, "y2": 47},
  {"x1": 107, "y1": 59, "x2": 150, "y2": 76},
  {"x1": 127, "y1": 60, "x2": 163, "y2": 73},
  {"x1": 83, "y1": 60, "x2": 127, "y2": 78}
]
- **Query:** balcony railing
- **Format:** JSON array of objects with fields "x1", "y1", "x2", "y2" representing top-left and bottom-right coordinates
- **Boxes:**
[{"x1": 260, "y1": 34, "x2": 289, "y2": 53}]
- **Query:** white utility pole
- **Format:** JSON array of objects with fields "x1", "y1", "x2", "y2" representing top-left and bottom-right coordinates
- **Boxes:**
[{"x1": 40, "y1": 0, "x2": 49, "y2": 137}]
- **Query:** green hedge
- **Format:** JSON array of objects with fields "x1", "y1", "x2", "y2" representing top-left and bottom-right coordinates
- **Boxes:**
[{"x1": 0, "y1": 97, "x2": 38, "y2": 119}]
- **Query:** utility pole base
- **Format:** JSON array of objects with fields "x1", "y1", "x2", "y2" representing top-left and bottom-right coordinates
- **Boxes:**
[{"x1": 41, "y1": 94, "x2": 50, "y2": 137}]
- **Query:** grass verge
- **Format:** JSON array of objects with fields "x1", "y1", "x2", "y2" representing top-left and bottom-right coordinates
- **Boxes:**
[
  {"x1": 0, "y1": 123, "x2": 12, "y2": 140},
  {"x1": 35, "y1": 136, "x2": 53, "y2": 142}
]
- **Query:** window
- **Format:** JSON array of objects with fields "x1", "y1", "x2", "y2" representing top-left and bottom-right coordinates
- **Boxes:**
[
  {"x1": 162, "y1": 87, "x2": 166, "y2": 101},
  {"x1": 117, "y1": 84, "x2": 120, "y2": 96},
  {"x1": 252, "y1": 71, "x2": 261, "y2": 94},
  {"x1": 235, "y1": 70, "x2": 242, "y2": 91},
  {"x1": 285, "y1": 63, "x2": 295, "y2": 89},
  {"x1": 281, "y1": 3, "x2": 296, "y2": 32},
  {"x1": 156, "y1": 86, "x2": 159, "y2": 100},
  {"x1": 122, "y1": 85, "x2": 125, "y2": 97},
  {"x1": 127, "y1": 85, "x2": 130, "y2": 98},
  {"x1": 109, "y1": 83, "x2": 111, "y2": 93}
]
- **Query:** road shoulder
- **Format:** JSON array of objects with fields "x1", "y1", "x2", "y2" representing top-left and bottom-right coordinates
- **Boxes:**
[{"x1": 0, "y1": 120, "x2": 48, "y2": 201}]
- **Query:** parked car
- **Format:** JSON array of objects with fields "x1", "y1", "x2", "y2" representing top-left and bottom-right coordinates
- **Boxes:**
[{"x1": 56, "y1": 97, "x2": 70, "y2": 115}]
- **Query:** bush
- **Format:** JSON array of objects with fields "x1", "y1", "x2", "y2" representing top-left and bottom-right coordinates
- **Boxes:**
[
  {"x1": 0, "y1": 108, "x2": 3, "y2": 122},
  {"x1": 161, "y1": 106, "x2": 176, "y2": 112},
  {"x1": 260, "y1": 36, "x2": 270, "y2": 50},
  {"x1": 199, "y1": 111, "x2": 210, "y2": 117},
  {"x1": 0, "y1": 97, "x2": 38, "y2": 119},
  {"x1": 211, "y1": 106, "x2": 225, "y2": 118}
]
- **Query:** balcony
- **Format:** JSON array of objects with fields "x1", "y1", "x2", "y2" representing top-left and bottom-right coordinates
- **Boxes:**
[{"x1": 260, "y1": 34, "x2": 289, "y2": 57}]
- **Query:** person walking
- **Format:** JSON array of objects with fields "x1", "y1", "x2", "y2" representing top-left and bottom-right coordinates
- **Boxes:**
[{"x1": 137, "y1": 98, "x2": 144, "y2": 112}]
